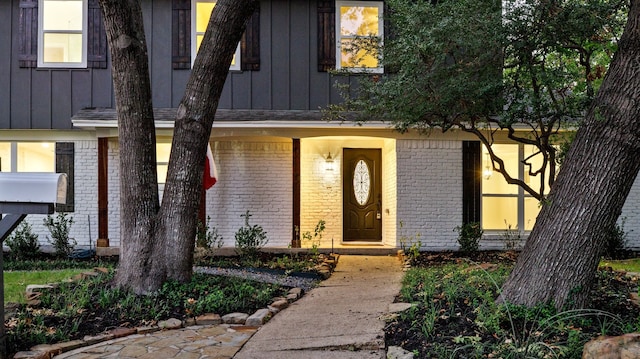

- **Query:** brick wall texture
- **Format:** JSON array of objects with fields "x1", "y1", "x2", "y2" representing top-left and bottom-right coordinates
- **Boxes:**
[{"x1": 18, "y1": 137, "x2": 640, "y2": 252}]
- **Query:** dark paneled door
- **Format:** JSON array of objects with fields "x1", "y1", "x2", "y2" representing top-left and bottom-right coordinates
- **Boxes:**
[{"x1": 343, "y1": 149, "x2": 382, "y2": 242}]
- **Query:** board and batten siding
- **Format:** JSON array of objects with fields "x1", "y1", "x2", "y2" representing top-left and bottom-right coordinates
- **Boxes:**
[{"x1": 2, "y1": 0, "x2": 354, "y2": 130}]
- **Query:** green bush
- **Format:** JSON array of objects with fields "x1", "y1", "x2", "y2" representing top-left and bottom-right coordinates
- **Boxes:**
[
  {"x1": 43, "y1": 212, "x2": 76, "y2": 257},
  {"x1": 5, "y1": 222, "x2": 41, "y2": 260},
  {"x1": 455, "y1": 222, "x2": 483, "y2": 253},
  {"x1": 602, "y1": 219, "x2": 628, "y2": 259},
  {"x1": 234, "y1": 210, "x2": 268, "y2": 258},
  {"x1": 302, "y1": 219, "x2": 325, "y2": 257},
  {"x1": 196, "y1": 216, "x2": 224, "y2": 250}
]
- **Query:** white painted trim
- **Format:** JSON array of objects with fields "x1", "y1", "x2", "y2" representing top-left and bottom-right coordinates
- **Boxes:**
[
  {"x1": 191, "y1": 0, "x2": 241, "y2": 70},
  {"x1": 71, "y1": 119, "x2": 391, "y2": 129},
  {"x1": 37, "y1": 0, "x2": 88, "y2": 69},
  {"x1": 335, "y1": 0, "x2": 384, "y2": 73}
]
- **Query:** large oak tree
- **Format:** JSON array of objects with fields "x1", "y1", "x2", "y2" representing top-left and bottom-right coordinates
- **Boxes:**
[
  {"x1": 98, "y1": 0, "x2": 257, "y2": 294},
  {"x1": 499, "y1": 0, "x2": 640, "y2": 309}
]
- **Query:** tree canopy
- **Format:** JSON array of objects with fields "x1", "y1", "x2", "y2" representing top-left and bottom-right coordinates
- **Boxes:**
[{"x1": 327, "y1": 0, "x2": 626, "y2": 200}]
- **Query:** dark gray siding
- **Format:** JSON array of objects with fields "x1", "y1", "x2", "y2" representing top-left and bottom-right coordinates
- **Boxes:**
[
  {"x1": 2, "y1": 0, "x2": 356, "y2": 130},
  {"x1": 4, "y1": 0, "x2": 114, "y2": 130},
  {"x1": 0, "y1": 1, "x2": 11, "y2": 129}
]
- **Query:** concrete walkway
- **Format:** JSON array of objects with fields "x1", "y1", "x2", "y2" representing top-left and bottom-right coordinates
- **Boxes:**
[
  {"x1": 234, "y1": 255, "x2": 404, "y2": 359},
  {"x1": 44, "y1": 255, "x2": 402, "y2": 359}
]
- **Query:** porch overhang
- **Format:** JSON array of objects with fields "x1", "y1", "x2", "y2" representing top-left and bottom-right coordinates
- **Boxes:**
[{"x1": 71, "y1": 108, "x2": 390, "y2": 131}]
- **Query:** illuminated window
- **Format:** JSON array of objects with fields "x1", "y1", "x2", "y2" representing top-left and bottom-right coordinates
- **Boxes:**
[
  {"x1": 17, "y1": 143, "x2": 55, "y2": 172},
  {"x1": 157, "y1": 143, "x2": 172, "y2": 184},
  {"x1": 0, "y1": 143, "x2": 10, "y2": 172},
  {"x1": 38, "y1": 0, "x2": 87, "y2": 68},
  {"x1": 335, "y1": 1, "x2": 383, "y2": 73},
  {"x1": 192, "y1": 0, "x2": 241, "y2": 70},
  {"x1": 481, "y1": 144, "x2": 548, "y2": 231}
]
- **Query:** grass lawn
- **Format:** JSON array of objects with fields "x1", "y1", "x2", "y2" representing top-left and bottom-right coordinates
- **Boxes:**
[
  {"x1": 600, "y1": 257, "x2": 640, "y2": 272},
  {"x1": 4, "y1": 269, "x2": 88, "y2": 304}
]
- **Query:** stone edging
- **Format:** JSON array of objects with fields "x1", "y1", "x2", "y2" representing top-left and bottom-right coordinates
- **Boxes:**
[{"x1": 12, "y1": 254, "x2": 340, "y2": 359}]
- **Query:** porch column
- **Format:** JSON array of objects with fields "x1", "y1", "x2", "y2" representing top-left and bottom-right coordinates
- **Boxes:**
[
  {"x1": 97, "y1": 137, "x2": 109, "y2": 247},
  {"x1": 292, "y1": 138, "x2": 301, "y2": 247}
]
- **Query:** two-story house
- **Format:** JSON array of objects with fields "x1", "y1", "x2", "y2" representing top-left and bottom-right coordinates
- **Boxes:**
[{"x1": 2, "y1": 0, "x2": 640, "y2": 252}]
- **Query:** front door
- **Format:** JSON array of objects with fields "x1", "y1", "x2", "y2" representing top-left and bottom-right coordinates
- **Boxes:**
[{"x1": 343, "y1": 149, "x2": 382, "y2": 242}]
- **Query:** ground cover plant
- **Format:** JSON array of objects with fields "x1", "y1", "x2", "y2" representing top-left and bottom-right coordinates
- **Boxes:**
[
  {"x1": 195, "y1": 251, "x2": 328, "y2": 274},
  {"x1": 4, "y1": 252, "x2": 325, "y2": 357},
  {"x1": 386, "y1": 252, "x2": 640, "y2": 358},
  {"x1": 5, "y1": 270, "x2": 286, "y2": 355}
]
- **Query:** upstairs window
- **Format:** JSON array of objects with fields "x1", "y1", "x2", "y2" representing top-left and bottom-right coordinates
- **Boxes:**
[
  {"x1": 335, "y1": 1, "x2": 383, "y2": 73},
  {"x1": 192, "y1": 0, "x2": 241, "y2": 70},
  {"x1": 19, "y1": 0, "x2": 107, "y2": 69},
  {"x1": 38, "y1": 0, "x2": 87, "y2": 68}
]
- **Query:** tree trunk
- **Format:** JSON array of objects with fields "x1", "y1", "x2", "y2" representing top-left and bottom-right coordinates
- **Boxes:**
[
  {"x1": 99, "y1": 0, "x2": 162, "y2": 293},
  {"x1": 100, "y1": 0, "x2": 257, "y2": 294},
  {"x1": 498, "y1": 0, "x2": 640, "y2": 309},
  {"x1": 158, "y1": 0, "x2": 258, "y2": 283}
]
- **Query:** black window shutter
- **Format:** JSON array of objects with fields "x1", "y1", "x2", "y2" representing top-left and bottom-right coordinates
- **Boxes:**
[
  {"x1": 56, "y1": 143, "x2": 75, "y2": 213},
  {"x1": 317, "y1": 0, "x2": 335, "y2": 72},
  {"x1": 18, "y1": 0, "x2": 38, "y2": 68},
  {"x1": 87, "y1": 0, "x2": 108, "y2": 68},
  {"x1": 172, "y1": 0, "x2": 192, "y2": 69},
  {"x1": 462, "y1": 141, "x2": 481, "y2": 224},
  {"x1": 241, "y1": 5, "x2": 260, "y2": 71}
]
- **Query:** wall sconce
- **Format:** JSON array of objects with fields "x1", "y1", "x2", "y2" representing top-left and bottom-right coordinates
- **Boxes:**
[
  {"x1": 325, "y1": 152, "x2": 335, "y2": 171},
  {"x1": 483, "y1": 153, "x2": 493, "y2": 179}
]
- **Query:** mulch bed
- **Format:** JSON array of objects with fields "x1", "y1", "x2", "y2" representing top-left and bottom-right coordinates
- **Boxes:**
[{"x1": 385, "y1": 251, "x2": 640, "y2": 358}]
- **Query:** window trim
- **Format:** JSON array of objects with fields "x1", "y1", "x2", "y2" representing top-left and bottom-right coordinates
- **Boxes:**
[
  {"x1": 335, "y1": 0, "x2": 384, "y2": 74},
  {"x1": 191, "y1": 0, "x2": 241, "y2": 71},
  {"x1": 37, "y1": 0, "x2": 88, "y2": 68},
  {"x1": 481, "y1": 144, "x2": 540, "y2": 232}
]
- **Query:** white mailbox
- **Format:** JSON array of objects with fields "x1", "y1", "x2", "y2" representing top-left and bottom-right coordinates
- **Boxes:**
[{"x1": 0, "y1": 173, "x2": 67, "y2": 205}]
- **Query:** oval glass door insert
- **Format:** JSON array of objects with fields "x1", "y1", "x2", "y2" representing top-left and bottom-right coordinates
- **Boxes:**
[{"x1": 353, "y1": 160, "x2": 371, "y2": 205}]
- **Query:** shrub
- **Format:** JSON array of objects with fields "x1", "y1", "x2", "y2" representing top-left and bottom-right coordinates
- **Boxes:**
[
  {"x1": 501, "y1": 222, "x2": 523, "y2": 251},
  {"x1": 602, "y1": 219, "x2": 629, "y2": 259},
  {"x1": 455, "y1": 222, "x2": 482, "y2": 253},
  {"x1": 5, "y1": 222, "x2": 41, "y2": 260},
  {"x1": 302, "y1": 219, "x2": 325, "y2": 257},
  {"x1": 234, "y1": 210, "x2": 268, "y2": 258},
  {"x1": 196, "y1": 216, "x2": 224, "y2": 250},
  {"x1": 398, "y1": 221, "x2": 422, "y2": 264},
  {"x1": 43, "y1": 212, "x2": 76, "y2": 257}
]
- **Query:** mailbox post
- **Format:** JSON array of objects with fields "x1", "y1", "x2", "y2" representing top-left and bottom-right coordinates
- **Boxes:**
[{"x1": 0, "y1": 173, "x2": 67, "y2": 358}]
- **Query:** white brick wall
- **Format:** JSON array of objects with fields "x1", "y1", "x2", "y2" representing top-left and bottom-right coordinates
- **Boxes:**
[
  {"x1": 396, "y1": 139, "x2": 462, "y2": 250},
  {"x1": 382, "y1": 139, "x2": 397, "y2": 247},
  {"x1": 300, "y1": 141, "x2": 342, "y2": 247},
  {"x1": 205, "y1": 141, "x2": 293, "y2": 248},
  {"x1": 300, "y1": 137, "x2": 394, "y2": 247},
  {"x1": 105, "y1": 140, "x2": 293, "y2": 249}
]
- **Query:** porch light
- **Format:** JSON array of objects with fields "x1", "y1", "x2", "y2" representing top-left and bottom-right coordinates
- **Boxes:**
[
  {"x1": 325, "y1": 152, "x2": 335, "y2": 171},
  {"x1": 483, "y1": 153, "x2": 493, "y2": 179}
]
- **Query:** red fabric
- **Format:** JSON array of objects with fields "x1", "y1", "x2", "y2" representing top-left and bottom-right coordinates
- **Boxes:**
[{"x1": 204, "y1": 143, "x2": 218, "y2": 190}]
